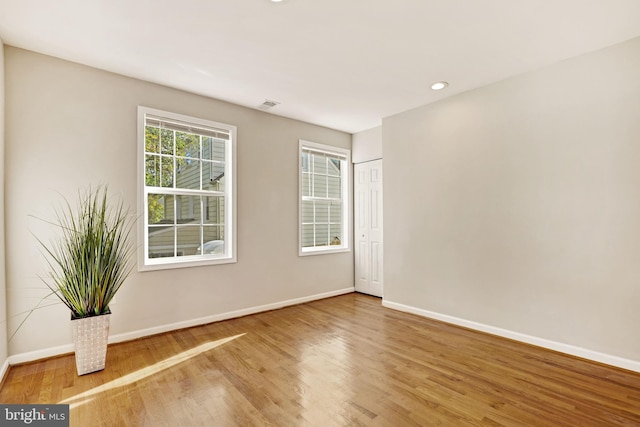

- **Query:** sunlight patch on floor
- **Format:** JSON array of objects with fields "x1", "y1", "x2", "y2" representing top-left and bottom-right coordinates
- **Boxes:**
[
  {"x1": 68, "y1": 397, "x2": 95, "y2": 410},
  {"x1": 59, "y1": 333, "x2": 245, "y2": 406}
]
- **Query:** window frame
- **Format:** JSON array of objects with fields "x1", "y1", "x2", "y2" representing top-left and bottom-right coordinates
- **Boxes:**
[
  {"x1": 137, "y1": 106, "x2": 237, "y2": 271},
  {"x1": 299, "y1": 139, "x2": 351, "y2": 256}
]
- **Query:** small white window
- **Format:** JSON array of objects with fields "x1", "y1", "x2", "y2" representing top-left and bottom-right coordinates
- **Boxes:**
[
  {"x1": 138, "y1": 106, "x2": 237, "y2": 270},
  {"x1": 299, "y1": 140, "x2": 350, "y2": 255}
]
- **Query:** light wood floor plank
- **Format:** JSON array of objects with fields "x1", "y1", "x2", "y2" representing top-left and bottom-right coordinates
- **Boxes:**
[{"x1": 1, "y1": 293, "x2": 639, "y2": 426}]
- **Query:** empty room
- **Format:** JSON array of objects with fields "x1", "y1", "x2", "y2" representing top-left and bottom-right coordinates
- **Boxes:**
[{"x1": 0, "y1": 1, "x2": 639, "y2": 426}]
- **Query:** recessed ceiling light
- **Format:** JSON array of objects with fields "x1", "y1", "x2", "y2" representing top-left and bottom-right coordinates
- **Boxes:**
[
  {"x1": 431, "y1": 81, "x2": 449, "y2": 91},
  {"x1": 271, "y1": 0, "x2": 284, "y2": 2}
]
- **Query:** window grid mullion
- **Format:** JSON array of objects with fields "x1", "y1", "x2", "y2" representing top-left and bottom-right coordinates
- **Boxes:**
[
  {"x1": 172, "y1": 129, "x2": 177, "y2": 190},
  {"x1": 199, "y1": 196, "x2": 204, "y2": 254},
  {"x1": 313, "y1": 201, "x2": 317, "y2": 246},
  {"x1": 174, "y1": 188, "x2": 178, "y2": 257},
  {"x1": 199, "y1": 134, "x2": 203, "y2": 191}
]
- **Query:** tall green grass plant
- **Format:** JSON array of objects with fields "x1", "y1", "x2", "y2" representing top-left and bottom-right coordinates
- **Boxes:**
[{"x1": 37, "y1": 187, "x2": 135, "y2": 319}]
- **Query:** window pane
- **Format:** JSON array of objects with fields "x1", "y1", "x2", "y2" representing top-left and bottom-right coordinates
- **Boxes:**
[
  {"x1": 176, "y1": 132, "x2": 200, "y2": 159},
  {"x1": 302, "y1": 224, "x2": 314, "y2": 248},
  {"x1": 207, "y1": 163, "x2": 225, "y2": 192},
  {"x1": 302, "y1": 173, "x2": 310, "y2": 197},
  {"x1": 330, "y1": 201, "x2": 342, "y2": 222},
  {"x1": 145, "y1": 154, "x2": 160, "y2": 187},
  {"x1": 313, "y1": 153, "x2": 327, "y2": 175},
  {"x1": 202, "y1": 161, "x2": 225, "y2": 191},
  {"x1": 176, "y1": 159, "x2": 201, "y2": 190},
  {"x1": 148, "y1": 194, "x2": 174, "y2": 225},
  {"x1": 328, "y1": 158, "x2": 341, "y2": 176},
  {"x1": 313, "y1": 175, "x2": 327, "y2": 198},
  {"x1": 328, "y1": 176, "x2": 341, "y2": 198},
  {"x1": 204, "y1": 137, "x2": 226, "y2": 162},
  {"x1": 203, "y1": 196, "x2": 224, "y2": 225},
  {"x1": 201, "y1": 161, "x2": 211, "y2": 191},
  {"x1": 301, "y1": 152, "x2": 309, "y2": 172},
  {"x1": 202, "y1": 137, "x2": 212, "y2": 160},
  {"x1": 177, "y1": 226, "x2": 201, "y2": 257},
  {"x1": 148, "y1": 226, "x2": 175, "y2": 258},
  {"x1": 315, "y1": 201, "x2": 329, "y2": 223},
  {"x1": 212, "y1": 139, "x2": 226, "y2": 163},
  {"x1": 176, "y1": 195, "x2": 200, "y2": 223},
  {"x1": 204, "y1": 225, "x2": 222, "y2": 241},
  {"x1": 160, "y1": 129, "x2": 174, "y2": 155},
  {"x1": 200, "y1": 226, "x2": 224, "y2": 255},
  {"x1": 315, "y1": 224, "x2": 329, "y2": 246},
  {"x1": 145, "y1": 126, "x2": 160, "y2": 154},
  {"x1": 330, "y1": 224, "x2": 342, "y2": 246},
  {"x1": 302, "y1": 200, "x2": 314, "y2": 223},
  {"x1": 160, "y1": 156, "x2": 174, "y2": 188}
]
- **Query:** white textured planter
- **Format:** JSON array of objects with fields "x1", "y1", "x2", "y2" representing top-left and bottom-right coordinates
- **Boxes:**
[{"x1": 71, "y1": 312, "x2": 111, "y2": 376}]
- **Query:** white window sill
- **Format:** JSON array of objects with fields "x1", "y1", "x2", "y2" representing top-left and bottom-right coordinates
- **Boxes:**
[
  {"x1": 138, "y1": 255, "x2": 237, "y2": 271},
  {"x1": 299, "y1": 247, "x2": 350, "y2": 257}
]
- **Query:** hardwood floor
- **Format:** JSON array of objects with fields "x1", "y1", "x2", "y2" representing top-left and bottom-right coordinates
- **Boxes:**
[{"x1": 1, "y1": 293, "x2": 639, "y2": 426}]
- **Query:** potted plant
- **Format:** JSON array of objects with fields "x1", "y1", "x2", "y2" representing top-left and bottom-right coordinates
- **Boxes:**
[{"x1": 37, "y1": 186, "x2": 135, "y2": 375}]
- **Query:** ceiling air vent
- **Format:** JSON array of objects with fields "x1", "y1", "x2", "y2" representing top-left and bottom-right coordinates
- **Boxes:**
[{"x1": 259, "y1": 99, "x2": 280, "y2": 110}]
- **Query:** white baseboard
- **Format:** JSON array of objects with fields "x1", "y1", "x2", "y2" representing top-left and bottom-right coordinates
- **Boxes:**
[
  {"x1": 8, "y1": 287, "x2": 355, "y2": 365},
  {"x1": 0, "y1": 358, "x2": 10, "y2": 384},
  {"x1": 8, "y1": 344, "x2": 74, "y2": 365},
  {"x1": 382, "y1": 299, "x2": 640, "y2": 374}
]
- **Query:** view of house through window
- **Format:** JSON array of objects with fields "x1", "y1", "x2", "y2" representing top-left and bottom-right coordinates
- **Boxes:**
[
  {"x1": 299, "y1": 140, "x2": 350, "y2": 255},
  {"x1": 138, "y1": 107, "x2": 236, "y2": 269}
]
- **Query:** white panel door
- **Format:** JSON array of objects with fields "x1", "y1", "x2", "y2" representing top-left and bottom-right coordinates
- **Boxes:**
[{"x1": 354, "y1": 160, "x2": 383, "y2": 297}]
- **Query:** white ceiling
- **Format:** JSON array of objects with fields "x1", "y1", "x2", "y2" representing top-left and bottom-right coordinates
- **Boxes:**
[{"x1": 1, "y1": 0, "x2": 640, "y2": 134}]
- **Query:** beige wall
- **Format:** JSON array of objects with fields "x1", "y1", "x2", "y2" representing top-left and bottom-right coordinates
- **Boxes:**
[
  {"x1": 383, "y1": 36, "x2": 640, "y2": 363},
  {"x1": 352, "y1": 126, "x2": 382, "y2": 163},
  {"x1": 4, "y1": 47, "x2": 353, "y2": 356},
  {"x1": 0, "y1": 41, "x2": 8, "y2": 370}
]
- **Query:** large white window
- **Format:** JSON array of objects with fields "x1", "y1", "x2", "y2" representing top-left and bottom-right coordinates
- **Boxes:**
[
  {"x1": 299, "y1": 140, "x2": 350, "y2": 255},
  {"x1": 138, "y1": 107, "x2": 237, "y2": 270}
]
